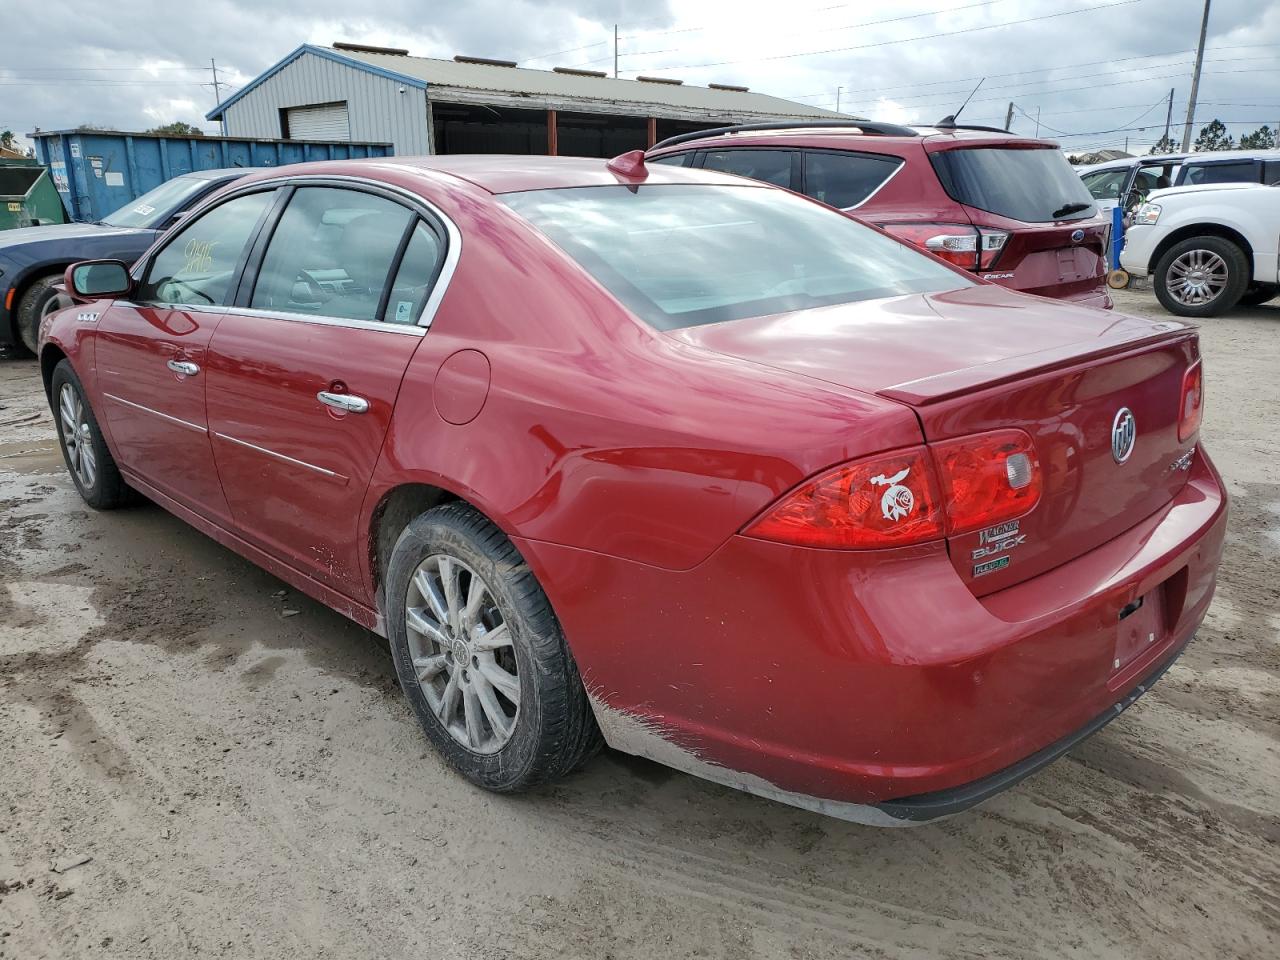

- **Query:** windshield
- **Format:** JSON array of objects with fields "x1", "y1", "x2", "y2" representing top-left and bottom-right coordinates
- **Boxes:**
[
  {"x1": 932, "y1": 147, "x2": 1097, "y2": 222},
  {"x1": 1081, "y1": 168, "x2": 1129, "y2": 201},
  {"x1": 501, "y1": 184, "x2": 969, "y2": 330},
  {"x1": 101, "y1": 176, "x2": 211, "y2": 228}
]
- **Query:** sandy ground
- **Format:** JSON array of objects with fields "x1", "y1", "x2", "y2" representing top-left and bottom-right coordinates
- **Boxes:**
[{"x1": 0, "y1": 287, "x2": 1276, "y2": 960}]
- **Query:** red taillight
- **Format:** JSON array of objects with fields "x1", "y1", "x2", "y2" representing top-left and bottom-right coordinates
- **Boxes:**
[
  {"x1": 1179, "y1": 360, "x2": 1203, "y2": 442},
  {"x1": 743, "y1": 446, "x2": 944, "y2": 549},
  {"x1": 930, "y1": 430, "x2": 1042, "y2": 536},
  {"x1": 882, "y1": 223, "x2": 1009, "y2": 271}
]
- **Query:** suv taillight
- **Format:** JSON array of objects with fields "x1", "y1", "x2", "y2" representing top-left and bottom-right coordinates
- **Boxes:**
[
  {"x1": 743, "y1": 431, "x2": 1042, "y2": 550},
  {"x1": 882, "y1": 223, "x2": 1009, "y2": 271},
  {"x1": 1179, "y1": 360, "x2": 1203, "y2": 442}
]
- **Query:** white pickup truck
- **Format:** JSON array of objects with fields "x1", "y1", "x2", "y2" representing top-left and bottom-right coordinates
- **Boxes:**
[{"x1": 1120, "y1": 181, "x2": 1280, "y2": 317}]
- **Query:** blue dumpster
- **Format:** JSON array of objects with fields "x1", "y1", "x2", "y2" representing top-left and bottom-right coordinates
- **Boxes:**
[{"x1": 30, "y1": 128, "x2": 393, "y2": 222}]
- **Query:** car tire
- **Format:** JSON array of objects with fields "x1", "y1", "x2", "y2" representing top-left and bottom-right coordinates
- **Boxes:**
[
  {"x1": 1153, "y1": 236, "x2": 1250, "y2": 318},
  {"x1": 385, "y1": 502, "x2": 602, "y2": 792},
  {"x1": 1238, "y1": 283, "x2": 1278, "y2": 307},
  {"x1": 15, "y1": 273, "x2": 64, "y2": 355},
  {"x1": 50, "y1": 359, "x2": 132, "y2": 510}
]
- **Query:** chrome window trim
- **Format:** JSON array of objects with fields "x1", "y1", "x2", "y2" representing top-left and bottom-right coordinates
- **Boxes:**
[
  {"x1": 114, "y1": 300, "x2": 225, "y2": 317},
  {"x1": 835, "y1": 157, "x2": 906, "y2": 212},
  {"x1": 129, "y1": 174, "x2": 462, "y2": 331},
  {"x1": 103, "y1": 393, "x2": 207, "y2": 434},
  {"x1": 221, "y1": 305, "x2": 427, "y2": 336},
  {"x1": 213, "y1": 431, "x2": 348, "y2": 483}
]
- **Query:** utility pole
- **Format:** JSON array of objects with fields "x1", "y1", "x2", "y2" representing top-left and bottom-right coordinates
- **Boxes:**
[
  {"x1": 836, "y1": 86, "x2": 843, "y2": 113},
  {"x1": 1181, "y1": 0, "x2": 1211, "y2": 151},
  {"x1": 210, "y1": 59, "x2": 227, "y2": 135},
  {"x1": 1163, "y1": 87, "x2": 1175, "y2": 149},
  {"x1": 613, "y1": 25, "x2": 619, "y2": 79},
  {"x1": 1004, "y1": 101, "x2": 1014, "y2": 130}
]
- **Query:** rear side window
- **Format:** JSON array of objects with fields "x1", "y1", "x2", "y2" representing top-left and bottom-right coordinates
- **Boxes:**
[
  {"x1": 931, "y1": 147, "x2": 1096, "y2": 222},
  {"x1": 699, "y1": 149, "x2": 794, "y2": 188},
  {"x1": 502, "y1": 184, "x2": 969, "y2": 330},
  {"x1": 383, "y1": 222, "x2": 445, "y2": 325},
  {"x1": 649, "y1": 153, "x2": 691, "y2": 167},
  {"x1": 1265, "y1": 160, "x2": 1280, "y2": 185},
  {"x1": 250, "y1": 187, "x2": 414, "y2": 323},
  {"x1": 803, "y1": 152, "x2": 901, "y2": 208},
  {"x1": 1180, "y1": 161, "x2": 1258, "y2": 186},
  {"x1": 138, "y1": 190, "x2": 274, "y2": 306}
]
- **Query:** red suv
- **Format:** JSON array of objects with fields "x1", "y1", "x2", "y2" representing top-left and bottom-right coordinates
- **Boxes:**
[{"x1": 648, "y1": 121, "x2": 1112, "y2": 308}]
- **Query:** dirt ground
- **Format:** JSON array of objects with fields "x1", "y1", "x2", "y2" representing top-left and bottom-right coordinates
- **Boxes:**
[{"x1": 0, "y1": 286, "x2": 1276, "y2": 960}]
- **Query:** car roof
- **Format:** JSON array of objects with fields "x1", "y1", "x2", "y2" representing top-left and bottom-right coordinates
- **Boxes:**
[
  {"x1": 230, "y1": 154, "x2": 768, "y2": 196},
  {"x1": 647, "y1": 125, "x2": 1057, "y2": 154},
  {"x1": 1077, "y1": 154, "x2": 1188, "y2": 173}
]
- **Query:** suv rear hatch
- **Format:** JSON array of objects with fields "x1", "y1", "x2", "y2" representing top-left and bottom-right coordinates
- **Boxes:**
[
  {"x1": 925, "y1": 140, "x2": 1109, "y2": 302},
  {"x1": 672, "y1": 285, "x2": 1198, "y2": 594}
]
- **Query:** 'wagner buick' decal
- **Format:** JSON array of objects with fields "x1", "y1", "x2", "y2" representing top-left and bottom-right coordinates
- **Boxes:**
[{"x1": 971, "y1": 519, "x2": 1027, "y2": 561}]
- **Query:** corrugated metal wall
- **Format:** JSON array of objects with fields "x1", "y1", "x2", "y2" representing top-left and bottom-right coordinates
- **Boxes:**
[{"x1": 222, "y1": 55, "x2": 429, "y2": 156}]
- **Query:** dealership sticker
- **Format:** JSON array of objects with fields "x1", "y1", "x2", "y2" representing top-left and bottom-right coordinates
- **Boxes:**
[{"x1": 395, "y1": 300, "x2": 415, "y2": 323}]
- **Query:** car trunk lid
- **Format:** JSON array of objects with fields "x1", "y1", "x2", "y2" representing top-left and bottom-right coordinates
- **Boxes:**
[{"x1": 671, "y1": 285, "x2": 1199, "y2": 593}]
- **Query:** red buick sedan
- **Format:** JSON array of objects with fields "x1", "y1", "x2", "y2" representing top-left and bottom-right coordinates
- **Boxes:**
[{"x1": 41, "y1": 153, "x2": 1225, "y2": 824}]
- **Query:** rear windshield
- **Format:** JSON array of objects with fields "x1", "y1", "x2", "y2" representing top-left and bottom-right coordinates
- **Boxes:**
[
  {"x1": 101, "y1": 176, "x2": 211, "y2": 228},
  {"x1": 931, "y1": 147, "x2": 1097, "y2": 223},
  {"x1": 501, "y1": 184, "x2": 969, "y2": 330}
]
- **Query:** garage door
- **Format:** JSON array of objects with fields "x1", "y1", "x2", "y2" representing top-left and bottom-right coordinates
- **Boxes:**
[{"x1": 284, "y1": 102, "x2": 350, "y2": 141}]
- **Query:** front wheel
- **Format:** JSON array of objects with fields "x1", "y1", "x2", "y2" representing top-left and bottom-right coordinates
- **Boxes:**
[
  {"x1": 50, "y1": 360, "x2": 132, "y2": 510},
  {"x1": 385, "y1": 502, "x2": 601, "y2": 792},
  {"x1": 15, "y1": 274, "x2": 64, "y2": 354},
  {"x1": 1152, "y1": 236, "x2": 1250, "y2": 318}
]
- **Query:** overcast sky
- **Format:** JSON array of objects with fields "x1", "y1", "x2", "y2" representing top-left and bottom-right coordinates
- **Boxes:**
[{"x1": 2, "y1": 0, "x2": 1277, "y2": 154}]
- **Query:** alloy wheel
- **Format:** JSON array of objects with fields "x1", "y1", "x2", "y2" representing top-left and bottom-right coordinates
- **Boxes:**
[
  {"x1": 1166, "y1": 249, "x2": 1229, "y2": 306},
  {"x1": 404, "y1": 554, "x2": 520, "y2": 754},
  {"x1": 58, "y1": 383, "x2": 97, "y2": 491}
]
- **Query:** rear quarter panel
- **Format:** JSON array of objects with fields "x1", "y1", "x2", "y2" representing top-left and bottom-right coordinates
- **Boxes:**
[{"x1": 361, "y1": 190, "x2": 924, "y2": 590}]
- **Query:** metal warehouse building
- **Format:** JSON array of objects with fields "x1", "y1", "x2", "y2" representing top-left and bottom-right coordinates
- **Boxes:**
[{"x1": 207, "y1": 42, "x2": 841, "y2": 157}]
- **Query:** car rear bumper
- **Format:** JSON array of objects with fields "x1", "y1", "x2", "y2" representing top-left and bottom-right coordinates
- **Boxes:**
[{"x1": 517, "y1": 445, "x2": 1227, "y2": 821}]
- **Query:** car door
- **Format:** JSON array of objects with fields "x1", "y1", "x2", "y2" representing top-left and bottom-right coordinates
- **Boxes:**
[
  {"x1": 204, "y1": 182, "x2": 447, "y2": 598},
  {"x1": 95, "y1": 188, "x2": 278, "y2": 521}
]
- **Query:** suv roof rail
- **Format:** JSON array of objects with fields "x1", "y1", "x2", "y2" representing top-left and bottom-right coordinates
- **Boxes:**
[
  {"x1": 928, "y1": 120, "x2": 1015, "y2": 135},
  {"x1": 648, "y1": 119, "x2": 918, "y2": 152}
]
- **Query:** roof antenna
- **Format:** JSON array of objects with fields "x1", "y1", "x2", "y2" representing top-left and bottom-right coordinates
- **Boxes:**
[{"x1": 937, "y1": 78, "x2": 985, "y2": 129}]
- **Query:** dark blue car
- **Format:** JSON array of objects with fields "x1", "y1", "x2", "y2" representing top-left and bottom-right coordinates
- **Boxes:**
[{"x1": 0, "y1": 168, "x2": 254, "y2": 353}]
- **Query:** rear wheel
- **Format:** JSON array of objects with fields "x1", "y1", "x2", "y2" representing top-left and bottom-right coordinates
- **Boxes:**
[
  {"x1": 50, "y1": 360, "x2": 131, "y2": 510},
  {"x1": 385, "y1": 502, "x2": 602, "y2": 791},
  {"x1": 1238, "y1": 283, "x2": 1278, "y2": 307},
  {"x1": 15, "y1": 273, "x2": 64, "y2": 354},
  {"x1": 1153, "y1": 236, "x2": 1250, "y2": 318}
]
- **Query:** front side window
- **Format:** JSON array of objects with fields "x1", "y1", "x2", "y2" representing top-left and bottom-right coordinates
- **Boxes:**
[
  {"x1": 699, "y1": 149, "x2": 794, "y2": 188},
  {"x1": 803, "y1": 151, "x2": 902, "y2": 208},
  {"x1": 1080, "y1": 168, "x2": 1128, "y2": 201},
  {"x1": 137, "y1": 190, "x2": 274, "y2": 306},
  {"x1": 250, "y1": 187, "x2": 414, "y2": 322},
  {"x1": 502, "y1": 184, "x2": 969, "y2": 330}
]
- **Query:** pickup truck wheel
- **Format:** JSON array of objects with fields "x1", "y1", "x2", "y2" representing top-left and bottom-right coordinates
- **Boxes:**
[
  {"x1": 1238, "y1": 283, "x2": 1278, "y2": 307},
  {"x1": 385, "y1": 502, "x2": 602, "y2": 792},
  {"x1": 15, "y1": 274, "x2": 64, "y2": 354},
  {"x1": 1153, "y1": 236, "x2": 1250, "y2": 318}
]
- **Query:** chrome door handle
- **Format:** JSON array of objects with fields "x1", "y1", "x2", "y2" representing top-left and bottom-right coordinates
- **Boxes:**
[
  {"x1": 317, "y1": 391, "x2": 369, "y2": 414},
  {"x1": 166, "y1": 359, "x2": 199, "y2": 376}
]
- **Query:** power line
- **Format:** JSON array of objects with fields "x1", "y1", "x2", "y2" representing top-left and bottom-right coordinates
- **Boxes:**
[
  {"x1": 1014, "y1": 97, "x2": 1166, "y2": 136},
  {"x1": 635, "y1": 0, "x2": 1147, "y2": 71}
]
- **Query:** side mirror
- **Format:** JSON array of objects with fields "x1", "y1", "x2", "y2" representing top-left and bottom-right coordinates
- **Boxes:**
[{"x1": 65, "y1": 260, "x2": 133, "y2": 302}]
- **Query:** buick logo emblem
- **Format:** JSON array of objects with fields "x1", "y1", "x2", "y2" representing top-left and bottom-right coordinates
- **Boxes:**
[
  {"x1": 1070, "y1": 228, "x2": 1086, "y2": 243},
  {"x1": 1111, "y1": 408, "x2": 1136, "y2": 463}
]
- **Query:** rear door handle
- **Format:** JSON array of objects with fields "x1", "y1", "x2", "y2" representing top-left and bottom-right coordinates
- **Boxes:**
[
  {"x1": 317, "y1": 391, "x2": 369, "y2": 414},
  {"x1": 166, "y1": 359, "x2": 199, "y2": 376}
]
